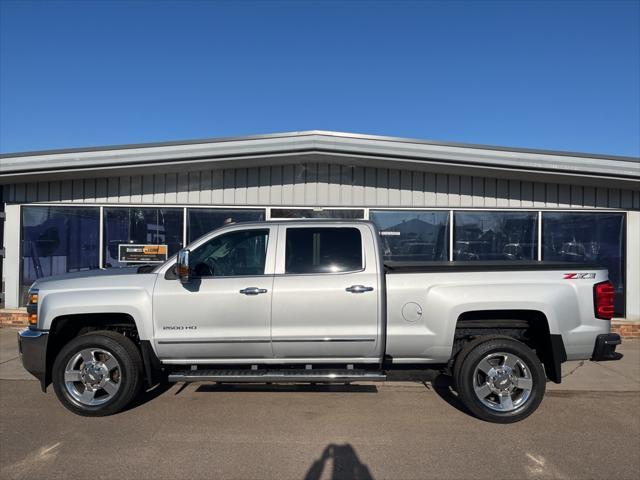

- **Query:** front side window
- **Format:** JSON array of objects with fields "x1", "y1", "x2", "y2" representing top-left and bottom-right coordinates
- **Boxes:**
[
  {"x1": 454, "y1": 211, "x2": 538, "y2": 261},
  {"x1": 285, "y1": 228, "x2": 362, "y2": 274},
  {"x1": 190, "y1": 229, "x2": 269, "y2": 277}
]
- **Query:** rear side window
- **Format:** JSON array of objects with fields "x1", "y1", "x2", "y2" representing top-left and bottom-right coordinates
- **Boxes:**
[{"x1": 285, "y1": 228, "x2": 363, "y2": 274}]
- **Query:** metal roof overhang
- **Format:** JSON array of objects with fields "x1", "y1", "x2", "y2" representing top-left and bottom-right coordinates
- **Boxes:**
[{"x1": 1, "y1": 131, "x2": 638, "y2": 189}]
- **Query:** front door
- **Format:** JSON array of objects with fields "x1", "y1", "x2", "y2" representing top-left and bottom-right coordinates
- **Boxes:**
[
  {"x1": 271, "y1": 225, "x2": 381, "y2": 359},
  {"x1": 153, "y1": 226, "x2": 276, "y2": 360}
]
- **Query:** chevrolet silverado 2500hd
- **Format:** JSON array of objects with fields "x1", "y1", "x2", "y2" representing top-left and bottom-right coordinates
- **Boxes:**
[{"x1": 18, "y1": 220, "x2": 622, "y2": 423}]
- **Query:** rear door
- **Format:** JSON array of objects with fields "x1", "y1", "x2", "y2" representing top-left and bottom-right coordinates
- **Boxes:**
[{"x1": 270, "y1": 224, "x2": 381, "y2": 359}]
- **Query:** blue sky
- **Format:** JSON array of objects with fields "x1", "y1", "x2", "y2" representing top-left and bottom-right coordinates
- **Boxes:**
[{"x1": 1, "y1": 0, "x2": 639, "y2": 156}]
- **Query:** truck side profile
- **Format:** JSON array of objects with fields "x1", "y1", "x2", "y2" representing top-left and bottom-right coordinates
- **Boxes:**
[{"x1": 18, "y1": 220, "x2": 622, "y2": 423}]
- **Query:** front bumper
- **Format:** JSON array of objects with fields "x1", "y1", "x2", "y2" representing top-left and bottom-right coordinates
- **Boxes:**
[
  {"x1": 17, "y1": 329, "x2": 49, "y2": 391},
  {"x1": 591, "y1": 333, "x2": 622, "y2": 361}
]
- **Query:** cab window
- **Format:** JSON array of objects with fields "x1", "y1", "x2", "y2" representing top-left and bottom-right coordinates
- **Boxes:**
[
  {"x1": 190, "y1": 229, "x2": 269, "y2": 277},
  {"x1": 285, "y1": 227, "x2": 362, "y2": 274}
]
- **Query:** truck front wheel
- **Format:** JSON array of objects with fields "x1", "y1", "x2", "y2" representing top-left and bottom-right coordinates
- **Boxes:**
[
  {"x1": 454, "y1": 337, "x2": 546, "y2": 423},
  {"x1": 52, "y1": 330, "x2": 143, "y2": 416}
]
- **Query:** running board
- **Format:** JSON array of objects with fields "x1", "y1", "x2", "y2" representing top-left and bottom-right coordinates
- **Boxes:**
[{"x1": 168, "y1": 368, "x2": 387, "y2": 383}]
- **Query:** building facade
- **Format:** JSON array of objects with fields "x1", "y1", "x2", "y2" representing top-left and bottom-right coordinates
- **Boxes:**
[{"x1": 1, "y1": 131, "x2": 639, "y2": 331}]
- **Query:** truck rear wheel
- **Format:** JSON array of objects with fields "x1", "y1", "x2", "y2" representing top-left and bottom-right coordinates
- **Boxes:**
[
  {"x1": 52, "y1": 330, "x2": 143, "y2": 416},
  {"x1": 454, "y1": 337, "x2": 545, "y2": 423}
]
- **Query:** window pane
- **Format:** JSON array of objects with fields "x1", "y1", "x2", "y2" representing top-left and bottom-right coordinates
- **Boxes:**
[
  {"x1": 543, "y1": 212, "x2": 625, "y2": 316},
  {"x1": 104, "y1": 208, "x2": 183, "y2": 267},
  {"x1": 271, "y1": 209, "x2": 364, "y2": 219},
  {"x1": 190, "y1": 229, "x2": 269, "y2": 277},
  {"x1": 454, "y1": 211, "x2": 538, "y2": 261},
  {"x1": 21, "y1": 206, "x2": 100, "y2": 304},
  {"x1": 370, "y1": 210, "x2": 449, "y2": 261},
  {"x1": 188, "y1": 208, "x2": 265, "y2": 242},
  {"x1": 285, "y1": 228, "x2": 362, "y2": 274}
]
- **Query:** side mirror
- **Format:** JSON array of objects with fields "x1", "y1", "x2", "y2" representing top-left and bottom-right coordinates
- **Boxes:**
[{"x1": 176, "y1": 249, "x2": 190, "y2": 283}]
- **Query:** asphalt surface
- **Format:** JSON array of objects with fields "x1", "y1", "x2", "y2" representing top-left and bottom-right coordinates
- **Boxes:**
[{"x1": 1, "y1": 330, "x2": 639, "y2": 480}]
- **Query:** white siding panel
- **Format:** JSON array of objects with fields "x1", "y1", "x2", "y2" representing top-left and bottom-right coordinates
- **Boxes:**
[
  {"x1": 364, "y1": 167, "x2": 377, "y2": 206},
  {"x1": 211, "y1": 170, "x2": 223, "y2": 204},
  {"x1": 234, "y1": 168, "x2": 247, "y2": 205},
  {"x1": 187, "y1": 172, "x2": 199, "y2": 204},
  {"x1": 496, "y1": 179, "x2": 509, "y2": 207},
  {"x1": 388, "y1": 169, "x2": 401, "y2": 206},
  {"x1": 270, "y1": 166, "x2": 282, "y2": 205},
  {"x1": 131, "y1": 175, "x2": 142, "y2": 204},
  {"x1": 154, "y1": 174, "x2": 166, "y2": 204},
  {"x1": 373, "y1": 168, "x2": 387, "y2": 206},
  {"x1": 259, "y1": 166, "x2": 271, "y2": 205},
  {"x1": 6, "y1": 161, "x2": 637, "y2": 211},
  {"x1": 352, "y1": 166, "x2": 365, "y2": 206},
  {"x1": 533, "y1": 182, "x2": 545, "y2": 207},
  {"x1": 448, "y1": 175, "x2": 460, "y2": 207},
  {"x1": 293, "y1": 164, "x2": 306, "y2": 205},
  {"x1": 472, "y1": 177, "x2": 484, "y2": 207},
  {"x1": 282, "y1": 165, "x2": 294, "y2": 205},
  {"x1": 460, "y1": 175, "x2": 472, "y2": 207},
  {"x1": 328, "y1": 164, "x2": 341, "y2": 205},
  {"x1": 165, "y1": 173, "x2": 177, "y2": 204},
  {"x1": 412, "y1": 171, "x2": 424, "y2": 207}
]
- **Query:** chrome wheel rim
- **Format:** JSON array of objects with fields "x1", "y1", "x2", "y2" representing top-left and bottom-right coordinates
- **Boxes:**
[
  {"x1": 64, "y1": 348, "x2": 122, "y2": 406},
  {"x1": 472, "y1": 351, "x2": 533, "y2": 412}
]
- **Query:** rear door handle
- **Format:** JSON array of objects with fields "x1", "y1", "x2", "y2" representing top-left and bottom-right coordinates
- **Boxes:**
[
  {"x1": 345, "y1": 285, "x2": 374, "y2": 293},
  {"x1": 239, "y1": 287, "x2": 268, "y2": 295}
]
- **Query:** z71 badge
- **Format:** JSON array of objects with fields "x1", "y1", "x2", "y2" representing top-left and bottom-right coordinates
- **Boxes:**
[{"x1": 563, "y1": 273, "x2": 596, "y2": 279}]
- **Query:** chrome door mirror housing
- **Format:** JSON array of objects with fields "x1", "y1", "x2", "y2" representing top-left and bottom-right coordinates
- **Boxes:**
[{"x1": 176, "y1": 249, "x2": 190, "y2": 283}]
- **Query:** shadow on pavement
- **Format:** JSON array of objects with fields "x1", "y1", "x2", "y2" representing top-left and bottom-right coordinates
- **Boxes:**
[
  {"x1": 305, "y1": 444, "x2": 374, "y2": 480},
  {"x1": 123, "y1": 381, "x2": 174, "y2": 411}
]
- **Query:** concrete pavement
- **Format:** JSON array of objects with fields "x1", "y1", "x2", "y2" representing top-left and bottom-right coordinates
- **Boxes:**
[{"x1": 1, "y1": 327, "x2": 639, "y2": 480}]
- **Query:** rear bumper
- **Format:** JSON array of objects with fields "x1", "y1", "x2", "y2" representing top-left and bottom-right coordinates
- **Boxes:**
[
  {"x1": 591, "y1": 333, "x2": 622, "y2": 361},
  {"x1": 17, "y1": 329, "x2": 48, "y2": 391}
]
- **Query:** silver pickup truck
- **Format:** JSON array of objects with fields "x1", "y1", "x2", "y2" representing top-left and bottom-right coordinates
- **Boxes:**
[{"x1": 18, "y1": 220, "x2": 622, "y2": 423}]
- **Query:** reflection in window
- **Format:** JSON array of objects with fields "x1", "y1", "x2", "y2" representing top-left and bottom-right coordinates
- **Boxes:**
[
  {"x1": 190, "y1": 229, "x2": 269, "y2": 277},
  {"x1": 543, "y1": 212, "x2": 625, "y2": 316},
  {"x1": 188, "y1": 208, "x2": 265, "y2": 243},
  {"x1": 370, "y1": 210, "x2": 449, "y2": 261},
  {"x1": 21, "y1": 206, "x2": 100, "y2": 304},
  {"x1": 271, "y1": 208, "x2": 364, "y2": 219},
  {"x1": 104, "y1": 208, "x2": 183, "y2": 267},
  {"x1": 454, "y1": 212, "x2": 538, "y2": 261},
  {"x1": 285, "y1": 228, "x2": 362, "y2": 274}
]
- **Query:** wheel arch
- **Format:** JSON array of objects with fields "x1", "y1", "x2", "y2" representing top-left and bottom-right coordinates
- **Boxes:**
[
  {"x1": 453, "y1": 309, "x2": 567, "y2": 383},
  {"x1": 44, "y1": 313, "x2": 161, "y2": 391}
]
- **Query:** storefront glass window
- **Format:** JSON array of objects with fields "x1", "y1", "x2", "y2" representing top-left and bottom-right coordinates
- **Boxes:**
[
  {"x1": 454, "y1": 211, "x2": 538, "y2": 261},
  {"x1": 187, "y1": 208, "x2": 265, "y2": 243},
  {"x1": 103, "y1": 208, "x2": 183, "y2": 267},
  {"x1": 369, "y1": 210, "x2": 449, "y2": 261},
  {"x1": 543, "y1": 212, "x2": 625, "y2": 316},
  {"x1": 21, "y1": 206, "x2": 100, "y2": 304},
  {"x1": 270, "y1": 208, "x2": 364, "y2": 219}
]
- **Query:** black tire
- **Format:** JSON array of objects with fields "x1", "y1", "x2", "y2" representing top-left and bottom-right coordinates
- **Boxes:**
[
  {"x1": 454, "y1": 337, "x2": 546, "y2": 423},
  {"x1": 52, "y1": 330, "x2": 143, "y2": 416}
]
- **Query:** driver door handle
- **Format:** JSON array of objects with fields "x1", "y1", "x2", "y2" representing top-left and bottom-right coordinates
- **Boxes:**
[
  {"x1": 345, "y1": 285, "x2": 374, "y2": 293},
  {"x1": 239, "y1": 287, "x2": 268, "y2": 295}
]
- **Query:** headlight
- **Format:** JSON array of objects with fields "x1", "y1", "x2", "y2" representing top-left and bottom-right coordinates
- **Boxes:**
[{"x1": 27, "y1": 287, "x2": 39, "y2": 327}]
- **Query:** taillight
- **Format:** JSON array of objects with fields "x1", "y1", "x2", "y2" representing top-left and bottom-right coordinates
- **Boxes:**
[{"x1": 594, "y1": 281, "x2": 615, "y2": 320}]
